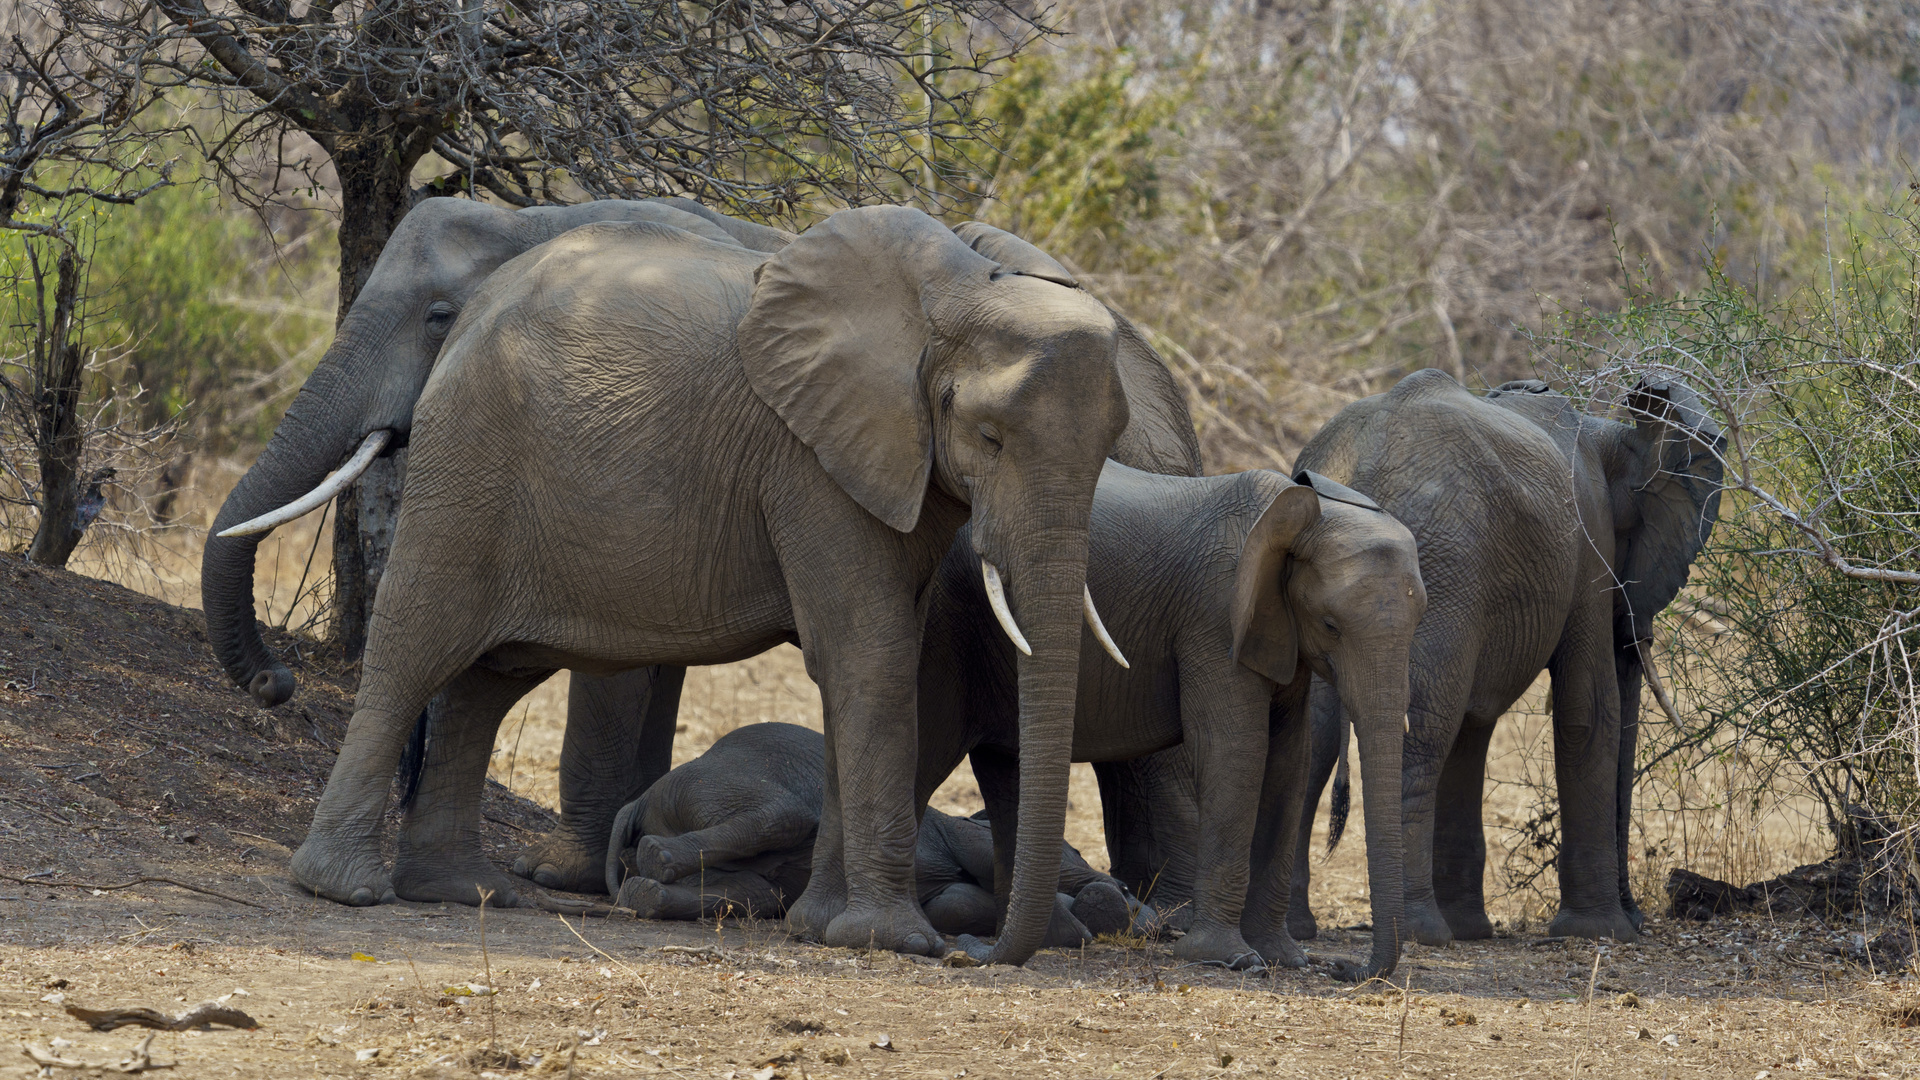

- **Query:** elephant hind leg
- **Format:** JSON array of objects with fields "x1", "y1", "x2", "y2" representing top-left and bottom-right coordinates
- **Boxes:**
[
  {"x1": 1432, "y1": 719, "x2": 1496, "y2": 940},
  {"x1": 394, "y1": 664, "x2": 554, "y2": 907}
]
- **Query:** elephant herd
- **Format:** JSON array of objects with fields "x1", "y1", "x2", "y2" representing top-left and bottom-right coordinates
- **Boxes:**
[{"x1": 202, "y1": 197, "x2": 1724, "y2": 981}]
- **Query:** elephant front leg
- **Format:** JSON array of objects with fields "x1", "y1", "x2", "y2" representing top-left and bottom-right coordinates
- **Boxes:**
[
  {"x1": 395, "y1": 665, "x2": 554, "y2": 907},
  {"x1": 1170, "y1": 690, "x2": 1270, "y2": 971},
  {"x1": 1244, "y1": 688, "x2": 1313, "y2": 969},
  {"x1": 1544, "y1": 604, "x2": 1638, "y2": 943},
  {"x1": 514, "y1": 666, "x2": 685, "y2": 893}
]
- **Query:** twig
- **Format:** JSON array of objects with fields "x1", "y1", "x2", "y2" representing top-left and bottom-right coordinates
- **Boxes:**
[
  {"x1": 0, "y1": 873, "x2": 270, "y2": 910},
  {"x1": 555, "y1": 913, "x2": 647, "y2": 982},
  {"x1": 21, "y1": 1032, "x2": 173, "y2": 1073}
]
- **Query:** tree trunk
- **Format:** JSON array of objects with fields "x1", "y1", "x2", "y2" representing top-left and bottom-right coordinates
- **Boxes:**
[
  {"x1": 324, "y1": 124, "x2": 437, "y2": 655},
  {"x1": 26, "y1": 246, "x2": 88, "y2": 568}
]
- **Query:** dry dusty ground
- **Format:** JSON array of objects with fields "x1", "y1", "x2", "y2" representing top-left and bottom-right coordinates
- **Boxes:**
[{"x1": 3, "y1": 516, "x2": 1917, "y2": 1077}]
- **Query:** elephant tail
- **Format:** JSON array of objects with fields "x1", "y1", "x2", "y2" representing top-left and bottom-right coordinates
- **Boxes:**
[
  {"x1": 1327, "y1": 717, "x2": 1352, "y2": 855},
  {"x1": 395, "y1": 708, "x2": 431, "y2": 811}
]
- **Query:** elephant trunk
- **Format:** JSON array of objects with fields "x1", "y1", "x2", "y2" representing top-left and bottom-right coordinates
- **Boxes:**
[
  {"x1": 1340, "y1": 661, "x2": 1409, "y2": 981},
  {"x1": 202, "y1": 355, "x2": 370, "y2": 706},
  {"x1": 982, "y1": 519, "x2": 1093, "y2": 966}
]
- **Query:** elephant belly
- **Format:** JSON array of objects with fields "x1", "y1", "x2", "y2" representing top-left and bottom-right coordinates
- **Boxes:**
[{"x1": 1070, "y1": 662, "x2": 1183, "y2": 762}]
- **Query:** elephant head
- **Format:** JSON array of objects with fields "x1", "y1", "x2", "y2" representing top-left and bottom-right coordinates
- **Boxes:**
[
  {"x1": 204, "y1": 197, "x2": 766, "y2": 706},
  {"x1": 1609, "y1": 376, "x2": 1726, "y2": 644},
  {"x1": 1233, "y1": 471, "x2": 1425, "y2": 979},
  {"x1": 737, "y1": 205, "x2": 1129, "y2": 966}
]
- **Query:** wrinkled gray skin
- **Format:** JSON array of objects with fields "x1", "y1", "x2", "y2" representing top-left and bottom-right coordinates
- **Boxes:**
[
  {"x1": 915, "y1": 460, "x2": 1425, "y2": 976},
  {"x1": 286, "y1": 205, "x2": 1130, "y2": 967},
  {"x1": 520, "y1": 222, "x2": 1210, "y2": 896},
  {"x1": 604, "y1": 722, "x2": 1139, "y2": 943},
  {"x1": 1286, "y1": 370, "x2": 1724, "y2": 946},
  {"x1": 199, "y1": 196, "x2": 792, "y2": 896}
]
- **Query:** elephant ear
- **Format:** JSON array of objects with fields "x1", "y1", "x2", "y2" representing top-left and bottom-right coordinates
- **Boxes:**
[
  {"x1": 1616, "y1": 376, "x2": 1727, "y2": 642},
  {"x1": 739, "y1": 206, "x2": 997, "y2": 533},
  {"x1": 951, "y1": 221, "x2": 1078, "y2": 286},
  {"x1": 953, "y1": 222, "x2": 1201, "y2": 476},
  {"x1": 1231, "y1": 482, "x2": 1322, "y2": 685},
  {"x1": 1294, "y1": 469, "x2": 1382, "y2": 512}
]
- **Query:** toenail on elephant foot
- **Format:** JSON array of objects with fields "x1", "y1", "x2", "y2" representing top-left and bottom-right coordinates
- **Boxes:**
[
  {"x1": 512, "y1": 830, "x2": 606, "y2": 895},
  {"x1": 1173, "y1": 925, "x2": 1266, "y2": 970},
  {"x1": 785, "y1": 887, "x2": 845, "y2": 944},
  {"x1": 289, "y1": 840, "x2": 394, "y2": 908},
  {"x1": 823, "y1": 902, "x2": 943, "y2": 956}
]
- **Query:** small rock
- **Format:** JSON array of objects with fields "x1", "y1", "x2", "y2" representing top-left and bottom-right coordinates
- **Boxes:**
[
  {"x1": 869, "y1": 1034, "x2": 895, "y2": 1052},
  {"x1": 355, "y1": 1047, "x2": 383, "y2": 1061},
  {"x1": 1659, "y1": 1034, "x2": 1681, "y2": 1047}
]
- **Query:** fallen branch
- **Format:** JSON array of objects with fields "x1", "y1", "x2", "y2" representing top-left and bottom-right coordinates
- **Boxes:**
[
  {"x1": 21, "y1": 1033, "x2": 174, "y2": 1072},
  {"x1": 0, "y1": 873, "x2": 272, "y2": 910},
  {"x1": 65, "y1": 1001, "x2": 258, "y2": 1032}
]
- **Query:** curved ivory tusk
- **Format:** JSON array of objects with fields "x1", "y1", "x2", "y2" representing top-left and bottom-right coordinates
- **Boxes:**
[
  {"x1": 216, "y1": 429, "x2": 393, "y2": 538},
  {"x1": 981, "y1": 559, "x2": 1032, "y2": 657},
  {"x1": 1083, "y1": 586, "x2": 1130, "y2": 668}
]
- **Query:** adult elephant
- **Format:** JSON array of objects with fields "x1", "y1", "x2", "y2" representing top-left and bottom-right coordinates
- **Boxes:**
[
  {"x1": 203, "y1": 195, "x2": 791, "y2": 893},
  {"x1": 510, "y1": 220, "x2": 1209, "y2": 896},
  {"x1": 1285, "y1": 369, "x2": 1724, "y2": 945},
  {"x1": 269, "y1": 206, "x2": 1130, "y2": 966}
]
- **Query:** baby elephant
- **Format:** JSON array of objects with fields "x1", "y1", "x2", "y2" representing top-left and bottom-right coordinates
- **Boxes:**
[{"x1": 605, "y1": 722, "x2": 1142, "y2": 944}]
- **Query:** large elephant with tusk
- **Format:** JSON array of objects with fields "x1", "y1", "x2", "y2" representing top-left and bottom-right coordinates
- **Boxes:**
[
  {"x1": 267, "y1": 205, "x2": 1137, "y2": 966},
  {"x1": 206, "y1": 196, "x2": 791, "y2": 894}
]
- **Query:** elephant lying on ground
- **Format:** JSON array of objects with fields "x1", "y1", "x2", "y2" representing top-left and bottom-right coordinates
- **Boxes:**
[
  {"x1": 1286, "y1": 370, "x2": 1724, "y2": 945},
  {"x1": 915, "y1": 460, "x2": 1425, "y2": 978},
  {"x1": 270, "y1": 205, "x2": 1130, "y2": 966},
  {"x1": 604, "y1": 723, "x2": 1140, "y2": 944}
]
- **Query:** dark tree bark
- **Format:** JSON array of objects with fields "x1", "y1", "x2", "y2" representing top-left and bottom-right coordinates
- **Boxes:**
[{"x1": 25, "y1": 247, "x2": 86, "y2": 567}]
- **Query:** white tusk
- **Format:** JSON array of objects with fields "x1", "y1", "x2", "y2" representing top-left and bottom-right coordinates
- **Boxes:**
[
  {"x1": 216, "y1": 429, "x2": 393, "y2": 538},
  {"x1": 981, "y1": 559, "x2": 1032, "y2": 656},
  {"x1": 1083, "y1": 586, "x2": 1130, "y2": 668}
]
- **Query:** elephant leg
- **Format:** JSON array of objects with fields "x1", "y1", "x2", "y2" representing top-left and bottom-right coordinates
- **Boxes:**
[
  {"x1": 1288, "y1": 676, "x2": 1343, "y2": 940},
  {"x1": 1170, "y1": 686, "x2": 1270, "y2": 971},
  {"x1": 1545, "y1": 600, "x2": 1637, "y2": 942},
  {"x1": 1091, "y1": 759, "x2": 1157, "y2": 899},
  {"x1": 1431, "y1": 719, "x2": 1495, "y2": 940},
  {"x1": 617, "y1": 869, "x2": 791, "y2": 921},
  {"x1": 1244, "y1": 687, "x2": 1312, "y2": 968},
  {"x1": 1401, "y1": 669, "x2": 1471, "y2": 948},
  {"x1": 1613, "y1": 639, "x2": 1647, "y2": 932},
  {"x1": 629, "y1": 801, "x2": 819, "y2": 886},
  {"x1": 515, "y1": 666, "x2": 686, "y2": 893},
  {"x1": 786, "y1": 723, "x2": 848, "y2": 941},
  {"x1": 394, "y1": 664, "x2": 555, "y2": 906},
  {"x1": 923, "y1": 882, "x2": 998, "y2": 937}
]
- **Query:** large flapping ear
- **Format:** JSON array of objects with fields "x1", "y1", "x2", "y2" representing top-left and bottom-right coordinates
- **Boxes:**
[
  {"x1": 953, "y1": 223, "x2": 1201, "y2": 476},
  {"x1": 1231, "y1": 482, "x2": 1323, "y2": 685},
  {"x1": 951, "y1": 221, "x2": 1079, "y2": 286},
  {"x1": 739, "y1": 205, "x2": 998, "y2": 533},
  {"x1": 1616, "y1": 376, "x2": 1727, "y2": 642}
]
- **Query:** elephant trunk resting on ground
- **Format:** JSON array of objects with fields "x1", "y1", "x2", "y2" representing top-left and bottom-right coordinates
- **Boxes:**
[
  {"x1": 604, "y1": 722, "x2": 1143, "y2": 945},
  {"x1": 273, "y1": 205, "x2": 1128, "y2": 967},
  {"x1": 1286, "y1": 370, "x2": 1723, "y2": 946}
]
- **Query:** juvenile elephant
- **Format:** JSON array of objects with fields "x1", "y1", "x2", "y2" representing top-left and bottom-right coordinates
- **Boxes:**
[
  {"x1": 1286, "y1": 370, "x2": 1723, "y2": 945},
  {"x1": 269, "y1": 206, "x2": 1131, "y2": 966},
  {"x1": 915, "y1": 460, "x2": 1425, "y2": 977},
  {"x1": 604, "y1": 722, "x2": 1140, "y2": 942},
  {"x1": 203, "y1": 196, "x2": 791, "y2": 896}
]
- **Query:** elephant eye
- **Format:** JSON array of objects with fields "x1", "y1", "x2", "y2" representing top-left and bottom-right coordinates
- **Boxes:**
[
  {"x1": 425, "y1": 302, "x2": 458, "y2": 339},
  {"x1": 977, "y1": 423, "x2": 1004, "y2": 454},
  {"x1": 1323, "y1": 617, "x2": 1341, "y2": 638}
]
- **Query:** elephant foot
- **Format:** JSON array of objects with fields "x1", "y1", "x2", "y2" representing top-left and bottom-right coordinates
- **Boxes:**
[
  {"x1": 1286, "y1": 903, "x2": 1320, "y2": 942},
  {"x1": 1441, "y1": 905, "x2": 1495, "y2": 941},
  {"x1": 512, "y1": 826, "x2": 606, "y2": 894},
  {"x1": 289, "y1": 836, "x2": 396, "y2": 907},
  {"x1": 1547, "y1": 905, "x2": 1639, "y2": 943},
  {"x1": 1245, "y1": 931, "x2": 1308, "y2": 969},
  {"x1": 1406, "y1": 900, "x2": 1456, "y2": 947},
  {"x1": 1172, "y1": 923, "x2": 1267, "y2": 971},
  {"x1": 614, "y1": 876, "x2": 670, "y2": 919},
  {"x1": 393, "y1": 849, "x2": 526, "y2": 908},
  {"x1": 1623, "y1": 895, "x2": 1647, "y2": 933},
  {"x1": 1043, "y1": 894, "x2": 1094, "y2": 949},
  {"x1": 785, "y1": 879, "x2": 847, "y2": 943},
  {"x1": 822, "y1": 898, "x2": 942, "y2": 956},
  {"x1": 1070, "y1": 882, "x2": 1132, "y2": 937}
]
